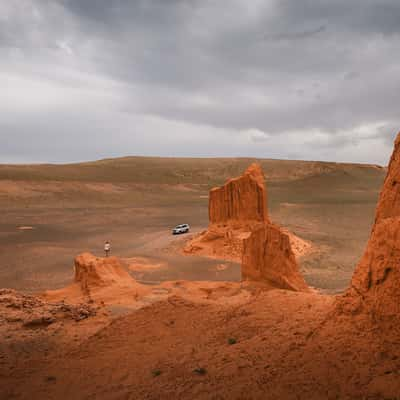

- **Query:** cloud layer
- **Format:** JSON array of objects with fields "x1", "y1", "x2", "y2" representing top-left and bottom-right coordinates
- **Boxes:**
[{"x1": 1, "y1": 0, "x2": 399, "y2": 164}]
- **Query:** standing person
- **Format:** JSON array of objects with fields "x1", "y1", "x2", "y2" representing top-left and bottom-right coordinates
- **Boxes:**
[{"x1": 104, "y1": 240, "x2": 111, "y2": 257}]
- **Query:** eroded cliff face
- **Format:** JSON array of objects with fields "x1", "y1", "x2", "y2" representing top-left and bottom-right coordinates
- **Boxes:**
[
  {"x1": 209, "y1": 163, "x2": 268, "y2": 226},
  {"x1": 242, "y1": 224, "x2": 309, "y2": 291},
  {"x1": 342, "y1": 133, "x2": 400, "y2": 318}
]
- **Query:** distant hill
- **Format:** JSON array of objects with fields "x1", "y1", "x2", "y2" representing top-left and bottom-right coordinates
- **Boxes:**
[{"x1": 0, "y1": 156, "x2": 386, "y2": 186}]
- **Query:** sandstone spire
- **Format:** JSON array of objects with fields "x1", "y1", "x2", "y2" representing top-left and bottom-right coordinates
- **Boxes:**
[
  {"x1": 209, "y1": 163, "x2": 268, "y2": 226},
  {"x1": 185, "y1": 163, "x2": 308, "y2": 291}
]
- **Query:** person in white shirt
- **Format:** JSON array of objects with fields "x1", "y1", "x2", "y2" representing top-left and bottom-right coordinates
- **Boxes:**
[{"x1": 104, "y1": 241, "x2": 111, "y2": 257}]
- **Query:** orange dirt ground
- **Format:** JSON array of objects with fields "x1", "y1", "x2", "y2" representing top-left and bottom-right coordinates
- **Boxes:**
[
  {"x1": 2, "y1": 136, "x2": 400, "y2": 399},
  {"x1": 2, "y1": 286, "x2": 400, "y2": 399}
]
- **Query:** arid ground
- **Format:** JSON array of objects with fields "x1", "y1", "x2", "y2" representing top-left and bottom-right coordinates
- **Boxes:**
[
  {"x1": 0, "y1": 157, "x2": 385, "y2": 293},
  {"x1": 1, "y1": 156, "x2": 393, "y2": 400}
]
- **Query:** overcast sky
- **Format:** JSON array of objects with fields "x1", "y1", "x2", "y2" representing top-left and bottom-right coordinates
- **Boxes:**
[{"x1": 1, "y1": 0, "x2": 399, "y2": 164}]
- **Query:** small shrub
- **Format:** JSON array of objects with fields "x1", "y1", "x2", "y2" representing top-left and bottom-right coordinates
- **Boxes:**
[
  {"x1": 228, "y1": 338, "x2": 237, "y2": 345},
  {"x1": 193, "y1": 367, "x2": 207, "y2": 375},
  {"x1": 152, "y1": 369, "x2": 162, "y2": 377}
]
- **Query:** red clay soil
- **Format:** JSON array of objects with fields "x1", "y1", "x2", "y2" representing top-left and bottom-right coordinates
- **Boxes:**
[
  {"x1": 2, "y1": 289, "x2": 400, "y2": 400},
  {"x1": 184, "y1": 226, "x2": 249, "y2": 263}
]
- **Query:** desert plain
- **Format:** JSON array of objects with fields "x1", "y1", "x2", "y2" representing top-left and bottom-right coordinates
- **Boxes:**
[
  {"x1": 2, "y1": 151, "x2": 400, "y2": 400},
  {"x1": 0, "y1": 156, "x2": 385, "y2": 292}
]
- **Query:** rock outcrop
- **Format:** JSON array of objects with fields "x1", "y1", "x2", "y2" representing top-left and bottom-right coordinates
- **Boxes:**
[
  {"x1": 341, "y1": 133, "x2": 400, "y2": 318},
  {"x1": 44, "y1": 253, "x2": 149, "y2": 305},
  {"x1": 0, "y1": 289, "x2": 96, "y2": 328},
  {"x1": 185, "y1": 163, "x2": 308, "y2": 291},
  {"x1": 184, "y1": 164, "x2": 268, "y2": 262},
  {"x1": 209, "y1": 163, "x2": 268, "y2": 226},
  {"x1": 74, "y1": 253, "x2": 135, "y2": 293},
  {"x1": 242, "y1": 224, "x2": 309, "y2": 291}
]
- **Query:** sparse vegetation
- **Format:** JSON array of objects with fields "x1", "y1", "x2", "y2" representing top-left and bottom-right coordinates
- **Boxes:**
[
  {"x1": 152, "y1": 369, "x2": 162, "y2": 377},
  {"x1": 193, "y1": 367, "x2": 207, "y2": 375},
  {"x1": 228, "y1": 337, "x2": 237, "y2": 345}
]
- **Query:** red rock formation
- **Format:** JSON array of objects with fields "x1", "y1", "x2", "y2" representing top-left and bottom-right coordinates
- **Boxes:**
[
  {"x1": 43, "y1": 253, "x2": 149, "y2": 305},
  {"x1": 242, "y1": 223, "x2": 309, "y2": 291},
  {"x1": 185, "y1": 163, "x2": 308, "y2": 291},
  {"x1": 209, "y1": 163, "x2": 268, "y2": 226},
  {"x1": 74, "y1": 253, "x2": 134, "y2": 292},
  {"x1": 343, "y1": 132, "x2": 400, "y2": 318},
  {"x1": 184, "y1": 164, "x2": 268, "y2": 262}
]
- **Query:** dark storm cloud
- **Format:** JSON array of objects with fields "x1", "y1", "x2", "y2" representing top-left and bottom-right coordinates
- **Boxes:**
[
  {"x1": 263, "y1": 25, "x2": 327, "y2": 41},
  {"x1": 0, "y1": 0, "x2": 399, "y2": 164},
  {"x1": 278, "y1": 0, "x2": 400, "y2": 36}
]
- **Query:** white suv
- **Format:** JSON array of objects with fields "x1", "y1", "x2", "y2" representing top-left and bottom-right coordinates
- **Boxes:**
[{"x1": 172, "y1": 224, "x2": 190, "y2": 235}]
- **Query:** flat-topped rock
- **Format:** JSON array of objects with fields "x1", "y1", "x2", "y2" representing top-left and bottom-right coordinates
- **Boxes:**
[{"x1": 74, "y1": 253, "x2": 134, "y2": 291}]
